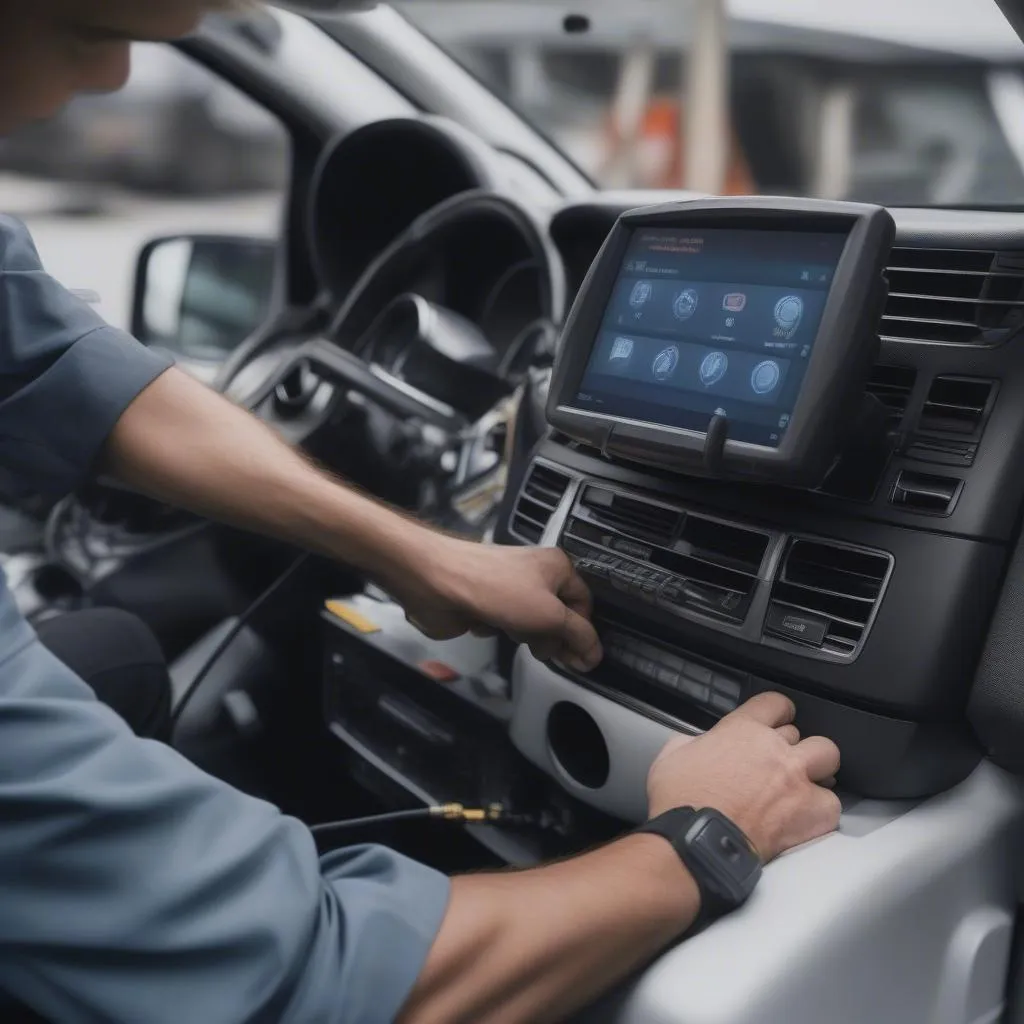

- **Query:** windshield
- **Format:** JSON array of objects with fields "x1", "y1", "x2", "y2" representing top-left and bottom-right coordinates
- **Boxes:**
[{"x1": 396, "y1": 0, "x2": 1024, "y2": 206}]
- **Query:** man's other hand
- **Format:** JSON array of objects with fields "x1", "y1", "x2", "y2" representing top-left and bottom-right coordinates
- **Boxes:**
[
  {"x1": 391, "y1": 537, "x2": 603, "y2": 673},
  {"x1": 647, "y1": 693, "x2": 841, "y2": 861}
]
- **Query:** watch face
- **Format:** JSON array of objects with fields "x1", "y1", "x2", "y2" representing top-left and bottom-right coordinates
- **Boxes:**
[{"x1": 687, "y1": 813, "x2": 762, "y2": 905}]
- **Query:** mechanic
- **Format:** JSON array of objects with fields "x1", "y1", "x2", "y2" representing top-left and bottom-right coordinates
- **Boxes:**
[{"x1": 0, "y1": 3, "x2": 843, "y2": 1023}]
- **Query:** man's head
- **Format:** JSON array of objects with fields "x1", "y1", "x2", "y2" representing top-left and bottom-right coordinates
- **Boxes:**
[{"x1": 0, "y1": 1, "x2": 237, "y2": 135}]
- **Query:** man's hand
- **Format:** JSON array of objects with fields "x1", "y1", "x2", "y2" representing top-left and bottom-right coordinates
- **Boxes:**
[
  {"x1": 401, "y1": 692, "x2": 840, "y2": 1024},
  {"x1": 385, "y1": 535, "x2": 604, "y2": 673},
  {"x1": 647, "y1": 692, "x2": 841, "y2": 861},
  {"x1": 108, "y1": 369, "x2": 604, "y2": 670}
]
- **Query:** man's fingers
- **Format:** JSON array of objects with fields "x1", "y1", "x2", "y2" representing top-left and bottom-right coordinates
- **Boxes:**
[
  {"x1": 406, "y1": 611, "x2": 463, "y2": 642},
  {"x1": 555, "y1": 556, "x2": 594, "y2": 620},
  {"x1": 561, "y1": 607, "x2": 603, "y2": 672},
  {"x1": 776, "y1": 724, "x2": 801, "y2": 746},
  {"x1": 796, "y1": 735, "x2": 841, "y2": 782},
  {"x1": 731, "y1": 692, "x2": 796, "y2": 729}
]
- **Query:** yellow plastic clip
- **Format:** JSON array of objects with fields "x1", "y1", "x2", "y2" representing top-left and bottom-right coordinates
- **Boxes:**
[{"x1": 325, "y1": 600, "x2": 381, "y2": 635}]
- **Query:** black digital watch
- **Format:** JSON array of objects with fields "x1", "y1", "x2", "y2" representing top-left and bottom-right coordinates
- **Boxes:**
[{"x1": 633, "y1": 807, "x2": 762, "y2": 929}]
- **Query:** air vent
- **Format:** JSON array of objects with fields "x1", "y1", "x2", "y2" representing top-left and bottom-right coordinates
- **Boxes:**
[
  {"x1": 891, "y1": 470, "x2": 961, "y2": 516},
  {"x1": 578, "y1": 486, "x2": 682, "y2": 546},
  {"x1": 864, "y1": 364, "x2": 916, "y2": 429},
  {"x1": 764, "y1": 539, "x2": 892, "y2": 659},
  {"x1": 509, "y1": 462, "x2": 571, "y2": 544},
  {"x1": 882, "y1": 247, "x2": 1024, "y2": 346},
  {"x1": 679, "y1": 513, "x2": 770, "y2": 576},
  {"x1": 564, "y1": 490, "x2": 770, "y2": 623},
  {"x1": 918, "y1": 376, "x2": 995, "y2": 437}
]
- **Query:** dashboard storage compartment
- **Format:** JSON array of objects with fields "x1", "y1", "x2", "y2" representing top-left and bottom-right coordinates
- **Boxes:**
[{"x1": 321, "y1": 595, "x2": 622, "y2": 866}]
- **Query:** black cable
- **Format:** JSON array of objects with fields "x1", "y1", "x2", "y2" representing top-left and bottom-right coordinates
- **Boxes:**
[
  {"x1": 311, "y1": 808, "x2": 435, "y2": 837},
  {"x1": 171, "y1": 552, "x2": 310, "y2": 728},
  {"x1": 311, "y1": 803, "x2": 513, "y2": 838}
]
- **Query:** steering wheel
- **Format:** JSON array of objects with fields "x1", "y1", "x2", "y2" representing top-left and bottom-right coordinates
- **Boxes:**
[
  {"x1": 48, "y1": 193, "x2": 562, "y2": 589},
  {"x1": 220, "y1": 190, "x2": 564, "y2": 424}
]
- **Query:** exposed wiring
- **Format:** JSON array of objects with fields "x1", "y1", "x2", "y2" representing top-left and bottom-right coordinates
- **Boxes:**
[
  {"x1": 311, "y1": 802, "x2": 514, "y2": 838},
  {"x1": 170, "y1": 552, "x2": 311, "y2": 728},
  {"x1": 44, "y1": 495, "x2": 204, "y2": 579}
]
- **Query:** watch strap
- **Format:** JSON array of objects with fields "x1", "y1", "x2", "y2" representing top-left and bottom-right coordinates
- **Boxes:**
[{"x1": 633, "y1": 806, "x2": 755, "y2": 931}]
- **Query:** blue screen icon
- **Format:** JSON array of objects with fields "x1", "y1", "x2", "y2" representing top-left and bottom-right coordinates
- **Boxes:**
[
  {"x1": 751, "y1": 360, "x2": 782, "y2": 395},
  {"x1": 699, "y1": 351, "x2": 729, "y2": 387},
  {"x1": 652, "y1": 345, "x2": 680, "y2": 381}
]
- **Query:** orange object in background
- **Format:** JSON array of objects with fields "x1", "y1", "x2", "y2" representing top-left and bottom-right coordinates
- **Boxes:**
[{"x1": 603, "y1": 96, "x2": 755, "y2": 193}]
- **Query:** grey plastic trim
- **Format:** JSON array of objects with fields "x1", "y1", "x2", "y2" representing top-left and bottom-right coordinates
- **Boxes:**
[
  {"x1": 170, "y1": 619, "x2": 274, "y2": 745},
  {"x1": 513, "y1": 656, "x2": 1023, "y2": 1024},
  {"x1": 599, "y1": 763, "x2": 1023, "y2": 1024},
  {"x1": 511, "y1": 649, "x2": 699, "y2": 822}
]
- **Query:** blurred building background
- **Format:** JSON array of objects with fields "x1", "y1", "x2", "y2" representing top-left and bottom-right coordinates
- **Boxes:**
[
  {"x1": 1, "y1": 0, "x2": 1022, "y2": 330},
  {"x1": 397, "y1": 0, "x2": 1024, "y2": 203}
]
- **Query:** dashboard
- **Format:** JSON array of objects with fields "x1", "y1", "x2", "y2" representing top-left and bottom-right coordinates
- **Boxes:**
[{"x1": 231, "y1": 115, "x2": 1024, "y2": 846}]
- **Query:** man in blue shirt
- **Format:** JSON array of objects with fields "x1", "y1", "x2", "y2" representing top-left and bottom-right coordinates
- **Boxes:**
[{"x1": 0, "y1": 3, "x2": 843, "y2": 1022}]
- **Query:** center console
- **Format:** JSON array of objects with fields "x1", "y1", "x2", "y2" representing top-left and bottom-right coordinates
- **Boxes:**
[
  {"x1": 509, "y1": 197, "x2": 995, "y2": 806},
  {"x1": 322, "y1": 197, "x2": 1024, "y2": 1024}
]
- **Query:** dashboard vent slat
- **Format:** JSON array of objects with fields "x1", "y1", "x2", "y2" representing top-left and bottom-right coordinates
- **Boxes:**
[
  {"x1": 579, "y1": 487, "x2": 682, "y2": 546},
  {"x1": 510, "y1": 463, "x2": 571, "y2": 545},
  {"x1": 566, "y1": 488, "x2": 770, "y2": 625},
  {"x1": 918, "y1": 376, "x2": 995, "y2": 437},
  {"x1": 679, "y1": 514, "x2": 770, "y2": 576},
  {"x1": 764, "y1": 539, "x2": 891, "y2": 659},
  {"x1": 881, "y1": 248, "x2": 1024, "y2": 346},
  {"x1": 890, "y1": 470, "x2": 961, "y2": 516}
]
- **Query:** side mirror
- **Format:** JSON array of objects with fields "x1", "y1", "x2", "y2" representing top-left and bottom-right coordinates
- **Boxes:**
[{"x1": 131, "y1": 235, "x2": 277, "y2": 375}]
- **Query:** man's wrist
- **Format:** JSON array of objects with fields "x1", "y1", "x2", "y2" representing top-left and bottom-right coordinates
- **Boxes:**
[{"x1": 615, "y1": 833, "x2": 702, "y2": 934}]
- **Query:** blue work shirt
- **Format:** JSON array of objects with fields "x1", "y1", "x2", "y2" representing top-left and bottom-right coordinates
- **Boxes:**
[{"x1": 0, "y1": 216, "x2": 450, "y2": 1023}]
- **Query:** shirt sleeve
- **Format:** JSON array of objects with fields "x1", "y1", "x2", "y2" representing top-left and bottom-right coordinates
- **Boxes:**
[
  {"x1": 0, "y1": 635, "x2": 451, "y2": 1024},
  {"x1": 0, "y1": 215, "x2": 173, "y2": 496}
]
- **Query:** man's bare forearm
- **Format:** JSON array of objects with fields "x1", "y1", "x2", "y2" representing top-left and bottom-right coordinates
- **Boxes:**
[
  {"x1": 400, "y1": 835, "x2": 700, "y2": 1024},
  {"x1": 103, "y1": 367, "x2": 425, "y2": 584},
  {"x1": 103, "y1": 367, "x2": 604, "y2": 667}
]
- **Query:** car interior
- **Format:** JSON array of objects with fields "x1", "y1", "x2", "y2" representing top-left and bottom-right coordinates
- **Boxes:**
[{"x1": 13, "y1": 1, "x2": 1024, "y2": 1021}]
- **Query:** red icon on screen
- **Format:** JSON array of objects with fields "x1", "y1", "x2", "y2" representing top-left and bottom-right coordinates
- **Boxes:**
[{"x1": 723, "y1": 293, "x2": 747, "y2": 312}]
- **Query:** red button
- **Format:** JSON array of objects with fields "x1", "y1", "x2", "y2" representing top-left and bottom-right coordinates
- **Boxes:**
[{"x1": 419, "y1": 660, "x2": 460, "y2": 683}]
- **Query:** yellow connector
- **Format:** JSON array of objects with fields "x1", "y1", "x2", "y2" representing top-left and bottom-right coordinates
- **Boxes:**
[
  {"x1": 430, "y1": 803, "x2": 467, "y2": 820},
  {"x1": 428, "y1": 803, "x2": 508, "y2": 823}
]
